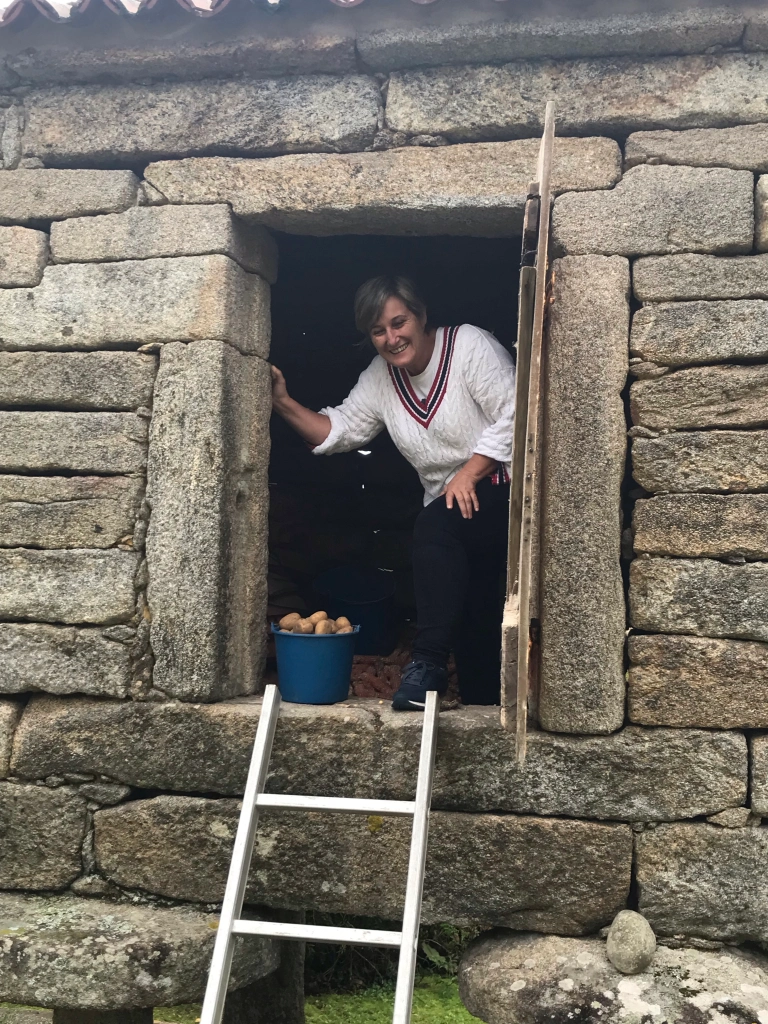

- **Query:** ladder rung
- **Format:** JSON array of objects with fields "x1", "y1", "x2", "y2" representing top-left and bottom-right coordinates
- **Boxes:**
[
  {"x1": 232, "y1": 920, "x2": 403, "y2": 948},
  {"x1": 255, "y1": 794, "x2": 416, "y2": 817}
]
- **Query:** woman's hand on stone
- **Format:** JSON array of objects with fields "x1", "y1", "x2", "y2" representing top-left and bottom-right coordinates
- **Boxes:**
[
  {"x1": 270, "y1": 368, "x2": 333, "y2": 447},
  {"x1": 271, "y1": 364, "x2": 289, "y2": 407},
  {"x1": 442, "y1": 466, "x2": 481, "y2": 519}
]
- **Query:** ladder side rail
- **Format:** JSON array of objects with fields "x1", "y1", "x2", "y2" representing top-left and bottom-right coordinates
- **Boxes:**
[
  {"x1": 391, "y1": 690, "x2": 441, "y2": 1024},
  {"x1": 200, "y1": 684, "x2": 283, "y2": 1024},
  {"x1": 516, "y1": 100, "x2": 555, "y2": 765}
]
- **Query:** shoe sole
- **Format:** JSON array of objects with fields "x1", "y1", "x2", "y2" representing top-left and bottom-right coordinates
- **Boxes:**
[{"x1": 391, "y1": 698, "x2": 426, "y2": 712}]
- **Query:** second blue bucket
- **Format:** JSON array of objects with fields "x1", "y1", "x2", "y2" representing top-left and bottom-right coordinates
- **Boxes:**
[
  {"x1": 312, "y1": 566, "x2": 397, "y2": 656},
  {"x1": 272, "y1": 623, "x2": 359, "y2": 704}
]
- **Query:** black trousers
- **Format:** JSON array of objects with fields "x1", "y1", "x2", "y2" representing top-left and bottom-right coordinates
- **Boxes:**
[{"x1": 411, "y1": 477, "x2": 509, "y2": 705}]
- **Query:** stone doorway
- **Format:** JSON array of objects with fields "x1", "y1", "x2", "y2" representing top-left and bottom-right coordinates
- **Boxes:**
[{"x1": 266, "y1": 231, "x2": 521, "y2": 700}]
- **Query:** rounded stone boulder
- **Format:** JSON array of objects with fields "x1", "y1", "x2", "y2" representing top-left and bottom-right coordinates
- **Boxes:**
[
  {"x1": 459, "y1": 931, "x2": 768, "y2": 1024},
  {"x1": 606, "y1": 909, "x2": 656, "y2": 974}
]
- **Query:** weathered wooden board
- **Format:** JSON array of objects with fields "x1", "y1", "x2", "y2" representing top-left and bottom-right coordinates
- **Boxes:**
[{"x1": 501, "y1": 102, "x2": 555, "y2": 764}]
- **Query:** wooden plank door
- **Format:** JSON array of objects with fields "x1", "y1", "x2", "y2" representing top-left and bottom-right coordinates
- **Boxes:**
[{"x1": 500, "y1": 102, "x2": 555, "y2": 763}]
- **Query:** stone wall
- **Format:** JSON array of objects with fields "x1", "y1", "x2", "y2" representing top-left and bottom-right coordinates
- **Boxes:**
[
  {"x1": 2, "y1": 6, "x2": 768, "y2": 1016},
  {"x1": 0, "y1": 199, "x2": 274, "y2": 703},
  {"x1": 0, "y1": 190, "x2": 278, "y2": 1013},
  {"x1": 546, "y1": 123, "x2": 768, "y2": 947}
]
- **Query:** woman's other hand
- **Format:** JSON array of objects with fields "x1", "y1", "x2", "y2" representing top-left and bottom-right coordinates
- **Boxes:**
[
  {"x1": 271, "y1": 364, "x2": 289, "y2": 408},
  {"x1": 442, "y1": 466, "x2": 480, "y2": 519},
  {"x1": 441, "y1": 454, "x2": 498, "y2": 519}
]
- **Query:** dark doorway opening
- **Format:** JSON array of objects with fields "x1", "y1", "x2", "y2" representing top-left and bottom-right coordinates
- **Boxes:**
[{"x1": 267, "y1": 233, "x2": 520, "y2": 695}]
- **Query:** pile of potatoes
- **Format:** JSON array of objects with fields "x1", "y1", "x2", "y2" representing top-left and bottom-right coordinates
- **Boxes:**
[{"x1": 278, "y1": 611, "x2": 354, "y2": 635}]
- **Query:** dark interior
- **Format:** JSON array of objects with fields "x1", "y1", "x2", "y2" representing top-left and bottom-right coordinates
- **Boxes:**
[{"x1": 267, "y1": 233, "x2": 521, "y2": 639}]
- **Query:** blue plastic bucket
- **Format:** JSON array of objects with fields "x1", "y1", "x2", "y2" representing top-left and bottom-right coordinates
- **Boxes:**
[
  {"x1": 272, "y1": 623, "x2": 360, "y2": 705},
  {"x1": 312, "y1": 566, "x2": 397, "y2": 656}
]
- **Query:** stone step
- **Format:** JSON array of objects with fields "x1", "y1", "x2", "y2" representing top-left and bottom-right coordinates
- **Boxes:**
[{"x1": 0, "y1": 892, "x2": 279, "y2": 1013}]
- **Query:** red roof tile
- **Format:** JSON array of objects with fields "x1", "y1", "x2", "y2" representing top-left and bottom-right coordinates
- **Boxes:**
[{"x1": 0, "y1": 0, "x2": 474, "y2": 27}]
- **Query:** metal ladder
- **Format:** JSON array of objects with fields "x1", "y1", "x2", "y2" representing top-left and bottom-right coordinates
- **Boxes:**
[{"x1": 200, "y1": 683, "x2": 440, "y2": 1024}]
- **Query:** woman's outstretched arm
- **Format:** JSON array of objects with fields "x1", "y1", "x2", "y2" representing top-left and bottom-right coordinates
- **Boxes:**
[{"x1": 271, "y1": 365, "x2": 332, "y2": 447}]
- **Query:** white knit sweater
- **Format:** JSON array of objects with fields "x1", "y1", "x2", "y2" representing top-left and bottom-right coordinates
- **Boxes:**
[{"x1": 313, "y1": 324, "x2": 516, "y2": 504}]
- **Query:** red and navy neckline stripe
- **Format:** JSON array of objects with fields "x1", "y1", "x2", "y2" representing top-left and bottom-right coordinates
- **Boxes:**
[{"x1": 388, "y1": 325, "x2": 458, "y2": 428}]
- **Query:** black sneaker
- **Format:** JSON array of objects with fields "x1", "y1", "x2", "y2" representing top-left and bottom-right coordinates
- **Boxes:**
[{"x1": 391, "y1": 660, "x2": 448, "y2": 712}]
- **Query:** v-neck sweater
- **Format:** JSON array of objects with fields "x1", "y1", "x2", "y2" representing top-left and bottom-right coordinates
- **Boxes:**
[
  {"x1": 406, "y1": 329, "x2": 442, "y2": 400},
  {"x1": 313, "y1": 323, "x2": 516, "y2": 505}
]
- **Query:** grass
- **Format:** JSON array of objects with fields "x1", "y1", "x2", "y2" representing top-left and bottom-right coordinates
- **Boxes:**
[
  {"x1": 305, "y1": 976, "x2": 477, "y2": 1023},
  {"x1": 154, "y1": 1007, "x2": 201, "y2": 1023},
  {"x1": 5, "y1": 977, "x2": 478, "y2": 1024},
  {"x1": 158, "y1": 978, "x2": 478, "y2": 1024}
]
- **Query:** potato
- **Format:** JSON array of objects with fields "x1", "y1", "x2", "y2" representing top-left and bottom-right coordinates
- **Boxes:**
[
  {"x1": 292, "y1": 618, "x2": 314, "y2": 634},
  {"x1": 314, "y1": 619, "x2": 336, "y2": 635},
  {"x1": 335, "y1": 616, "x2": 352, "y2": 630},
  {"x1": 308, "y1": 610, "x2": 328, "y2": 625},
  {"x1": 337, "y1": 625, "x2": 354, "y2": 634},
  {"x1": 278, "y1": 612, "x2": 301, "y2": 630}
]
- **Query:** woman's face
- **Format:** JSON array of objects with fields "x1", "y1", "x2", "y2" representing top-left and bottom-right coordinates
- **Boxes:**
[{"x1": 369, "y1": 297, "x2": 429, "y2": 371}]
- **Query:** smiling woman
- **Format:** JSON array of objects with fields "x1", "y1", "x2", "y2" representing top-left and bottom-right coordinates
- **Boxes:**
[{"x1": 271, "y1": 271, "x2": 516, "y2": 710}]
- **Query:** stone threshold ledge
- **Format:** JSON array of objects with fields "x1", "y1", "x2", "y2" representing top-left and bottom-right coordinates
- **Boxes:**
[{"x1": 8, "y1": 696, "x2": 747, "y2": 822}]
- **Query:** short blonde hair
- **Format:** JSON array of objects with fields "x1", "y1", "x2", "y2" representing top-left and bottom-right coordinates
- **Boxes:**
[{"x1": 353, "y1": 275, "x2": 427, "y2": 335}]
